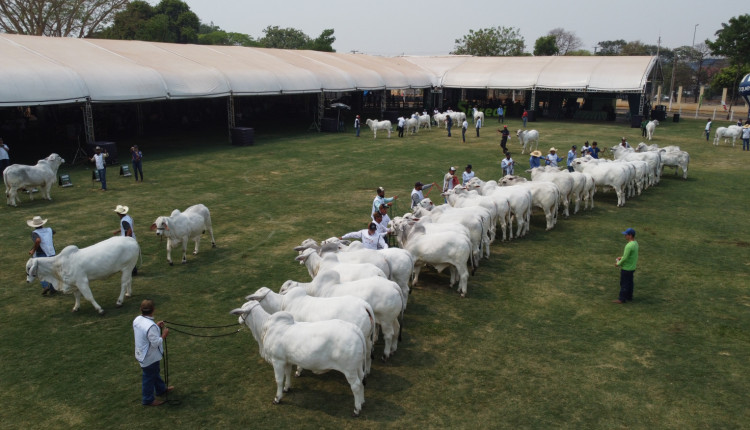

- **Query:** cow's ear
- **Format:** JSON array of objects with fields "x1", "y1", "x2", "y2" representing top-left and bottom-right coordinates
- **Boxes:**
[{"x1": 150, "y1": 223, "x2": 157, "y2": 231}]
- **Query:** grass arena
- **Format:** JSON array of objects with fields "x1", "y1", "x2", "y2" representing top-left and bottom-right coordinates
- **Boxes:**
[{"x1": 1, "y1": 115, "x2": 748, "y2": 428}]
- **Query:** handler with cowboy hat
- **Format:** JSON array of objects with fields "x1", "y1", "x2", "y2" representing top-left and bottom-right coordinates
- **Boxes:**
[
  {"x1": 27, "y1": 215, "x2": 57, "y2": 295},
  {"x1": 113, "y1": 204, "x2": 138, "y2": 275}
]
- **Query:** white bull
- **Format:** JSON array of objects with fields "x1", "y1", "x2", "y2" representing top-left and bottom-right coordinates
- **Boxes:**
[
  {"x1": 645, "y1": 120, "x2": 659, "y2": 140},
  {"x1": 714, "y1": 125, "x2": 741, "y2": 147},
  {"x1": 516, "y1": 130, "x2": 540, "y2": 154},
  {"x1": 405, "y1": 117, "x2": 419, "y2": 134},
  {"x1": 25, "y1": 236, "x2": 139, "y2": 314},
  {"x1": 417, "y1": 114, "x2": 431, "y2": 130},
  {"x1": 365, "y1": 119, "x2": 392, "y2": 138},
  {"x1": 472, "y1": 107, "x2": 485, "y2": 125},
  {"x1": 151, "y1": 204, "x2": 216, "y2": 265},
  {"x1": 231, "y1": 301, "x2": 367, "y2": 417},
  {"x1": 4, "y1": 153, "x2": 65, "y2": 206}
]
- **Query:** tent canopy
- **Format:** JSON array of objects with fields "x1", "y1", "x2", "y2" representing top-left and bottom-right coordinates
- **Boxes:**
[{"x1": 0, "y1": 34, "x2": 657, "y2": 107}]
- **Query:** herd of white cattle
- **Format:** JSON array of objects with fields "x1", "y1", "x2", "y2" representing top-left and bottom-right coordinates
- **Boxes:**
[
  {"x1": 228, "y1": 139, "x2": 696, "y2": 416},
  {"x1": 7, "y1": 123, "x2": 700, "y2": 416}
]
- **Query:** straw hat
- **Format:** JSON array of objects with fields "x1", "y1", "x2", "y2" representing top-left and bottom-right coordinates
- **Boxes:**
[
  {"x1": 26, "y1": 216, "x2": 48, "y2": 228},
  {"x1": 530, "y1": 150, "x2": 542, "y2": 157},
  {"x1": 549, "y1": 147, "x2": 557, "y2": 152},
  {"x1": 113, "y1": 205, "x2": 129, "y2": 215}
]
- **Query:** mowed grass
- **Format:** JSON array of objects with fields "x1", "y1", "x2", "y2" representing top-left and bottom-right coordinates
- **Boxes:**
[{"x1": 0, "y1": 115, "x2": 748, "y2": 429}]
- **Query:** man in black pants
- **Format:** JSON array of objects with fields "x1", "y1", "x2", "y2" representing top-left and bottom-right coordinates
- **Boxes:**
[{"x1": 498, "y1": 125, "x2": 510, "y2": 153}]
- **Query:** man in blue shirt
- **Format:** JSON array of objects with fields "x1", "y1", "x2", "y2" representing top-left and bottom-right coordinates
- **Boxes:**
[
  {"x1": 529, "y1": 150, "x2": 543, "y2": 169},
  {"x1": 590, "y1": 141, "x2": 601, "y2": 159}
]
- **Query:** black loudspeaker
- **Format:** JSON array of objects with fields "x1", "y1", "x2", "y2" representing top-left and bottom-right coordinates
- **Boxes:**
[{"x1": 231, "y1": 127, "x2": 254, "y2": 146}]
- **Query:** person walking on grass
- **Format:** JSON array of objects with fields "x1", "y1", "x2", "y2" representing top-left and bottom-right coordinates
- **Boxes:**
[
  {"x1": 475, "y1": 116, "x2": 482, "y2": 137},
  {"x1": 613, "y1": 228, "x2": 639, "y2": 304},
  {"x1": 461, "y1": 118, "x2": 468, "y2": 143},
  {"x1": 113, "y1": 204, "x2": 138, "y2": 276},
  {"x1": 131, "y1": 145, "x2": 143, "y2": 182},
  {"x1": 133, "y1": 299, "x2": 173, "y2": 406}
]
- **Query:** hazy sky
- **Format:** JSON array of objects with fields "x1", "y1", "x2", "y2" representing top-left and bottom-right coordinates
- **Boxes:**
[{"x1": 175, "y1": 0, "x2": 745, "y2": 56}]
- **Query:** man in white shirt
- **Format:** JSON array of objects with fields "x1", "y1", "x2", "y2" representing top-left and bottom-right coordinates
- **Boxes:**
[
  {"x1": 89, "y1": 146, "x2": 109, "y2": 191},
  {"x1": 475, "y1": 117, "x2": 482, "y2": 137},
  {"x1": 133, "y1": 299, "x2": 173, "y2": 406},
  {"x1": 340, "y1": 222, "x2": 388, "y2": 250},
  {"x1": 397, "y1": 116, "x2": 405, "y2": 138},
  {"x1": 462, "y1": 164, "x2": 475, "y2": 185},
  {"x1": 0, "y1": 137, "x2": 9, "y2": 172},
  {"x1": 372, "y1": 204, "x2": 392, "y2": 236},
  {"x1": 461, "y1": 119, "x2": 468, "y2": 142},
  {"x1": 501, "y1": 152, "x2": 515, "y2": 176}
]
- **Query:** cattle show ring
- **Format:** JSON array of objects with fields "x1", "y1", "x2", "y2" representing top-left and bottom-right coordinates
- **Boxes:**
[{"x1": 1, "y1": 35, "x2": 749, "y2": 428}]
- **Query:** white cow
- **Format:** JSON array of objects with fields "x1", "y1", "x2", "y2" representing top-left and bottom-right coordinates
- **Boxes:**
[
  {"x1": 516, "y1": 130, "x2": 540, "y2": 154},
  {"x1": 530, "y1": 166, "x2": 575, "y2": 218},
  {"x1": 294, "y1": 248, "x2": 386, "y2": 282},
  {"x1": 472, "y1": 107, "x2": 485, "y2": 125},
  {"x1": 433, "y1": 113, "x2": 447, "y2": 128},
  {"x1": 714, "y1": 125, "x2": 742, "y2": 147},
  {"x1": 467, "y1": 178, "x2": 533, "y2": 239},
  {"x1": 571, "y1": 157, "x2": 630, "y2": 207},
  {"x1": 231, "y1": 301, "x2": 367, "y2": 416},
  {"x1": 448, "y1": 111, "x2": 467, "y2": 126},
  {"x1": 280, "y1": 272, "x2": 404, "y2": 361},
  {"x1": 4, "y1": 153, "x2": 65, "y2": 206},
  {"x1": 25, "y1": 236, "x2": 139, "y2": 314},
  {"x1": 414, "y1": 199, "x2": 492, "y2": 259},
  {"x1": 391, "y1": 222, "x2": 472, "y2": 297},
  {"x1": 417, "y1": 113, "x2": 431, "y2": 130},
  {"x1": 404, "y1": 117, "x2": 419, "y2": 134},
  {"x1": 645, "y1": 120, "x2": 659, "y2": 140},
  {"x1": 659, "y1": 149, "x2": 691, "y2": 179},
  {"x1": 150, "y1": 204, "x2": 216, "y2": 265},
  {"x1": 365, "y1": 119, "x2": 392, "y2": 138},
  {"x1": 246, "y1": 286, "x2": 376, "y2": 376},
  {"x1": 499, "y1": 175, "x2": 560, "y2": 230}
]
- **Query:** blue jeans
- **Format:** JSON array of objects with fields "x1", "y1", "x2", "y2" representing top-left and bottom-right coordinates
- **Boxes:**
[
  {"x1": 132, "y1": 160, "x2": 143, "y2": 181},
  {"x1": 705, "y1": 130, "x2": 710, "y2": 141},
  {"x1": 743, "y1": 138, "x2": 749, "y2": 151},
  {"x1": 141, "y1": 361, "x2": 167, "y2": 404},
  {"x1": 461, "y1": 128, "x2": 466, "y2": 142},
  {"x1": 523, "y1": 117, "x2": 528, "y2": 127},
  {"x1": 619, "y1": 269, "x2": 634, "y2": 302},
  {"x1": 355, "y1": 126, "x2": 360, "y2": 137},
  {"x1": 98, "y1": 168, "x2": 107, "y2": 190},
  {"x1": 34, "y1": 252, "x2": 54, "y2": 290},
  {"x1": 447, "y1": 124, "x2": 452, "y2": 137}
]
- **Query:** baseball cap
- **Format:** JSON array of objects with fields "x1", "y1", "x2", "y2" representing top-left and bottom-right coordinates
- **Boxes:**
[
  {"x1": 621, "y1": 228, "x2": 636, "y2": 236},
  {"x1": 415, "y1": 181, "x2": 423, "y2": 187}
]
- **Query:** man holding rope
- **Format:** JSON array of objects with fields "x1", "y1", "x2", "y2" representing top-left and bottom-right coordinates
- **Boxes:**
[{"x1": 133, "y1": 299, "x2": 173, "y2": 406}]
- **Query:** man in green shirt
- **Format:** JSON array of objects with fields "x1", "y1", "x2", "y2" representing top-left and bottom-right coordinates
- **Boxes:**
[{"x1": 614, "y1": 228, "x2": 639, "y2": 304}]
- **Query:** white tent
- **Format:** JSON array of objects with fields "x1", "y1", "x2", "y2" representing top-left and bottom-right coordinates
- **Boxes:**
[
  {"x1": 0, "y1": 34, "x2": 657, "y2": 107},
  {"x1": 403, "y1": 55, "x2": 657, "y2": 93}
]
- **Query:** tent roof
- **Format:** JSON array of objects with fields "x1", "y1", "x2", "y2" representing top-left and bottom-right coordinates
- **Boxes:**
[
  {"x1": 0, "y1": 34, "x2": 657, "y2": 107},
  {"x1": 403, "y1": 55, "x2": 657, "y2": 93}
]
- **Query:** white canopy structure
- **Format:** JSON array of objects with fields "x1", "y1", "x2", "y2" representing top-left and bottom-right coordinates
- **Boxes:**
[
  {"x1": 0, "y1": 34, "x2": 657, "y2": 108},
  {"x1": 403, "y1": 55, "x2": 657, "y2": 93}
]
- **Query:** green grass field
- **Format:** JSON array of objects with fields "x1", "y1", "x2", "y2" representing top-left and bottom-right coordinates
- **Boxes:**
[{"x1": 0, "y1": 116, "x2": 748, "y2": 429}]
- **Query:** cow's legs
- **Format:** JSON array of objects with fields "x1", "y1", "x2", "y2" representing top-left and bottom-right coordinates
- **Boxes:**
[
  {"x1": 192, "y1": 237, "x2": 201, "y2": 255},
  {"x1": 76, "y1": 282, "x2": 104, "y2": 314},
  {"x1": 117, "y1": 269, "x2": 133, "y2": 307},
  {"x1": 182, "y1": 241, "x2": 188, "y2": 263},
  {"x1": 166, "y1": 238, "x2": 174, "y2": 265}
]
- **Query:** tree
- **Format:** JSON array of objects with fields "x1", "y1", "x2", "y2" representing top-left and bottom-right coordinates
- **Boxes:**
[
  {"x1": 452, "y1": 26, "x2": 525, "y2": 56},
  {"x1": 0, "y1": 0, "x2": 129, "y2": 38},
  {"x1": 711, "y1": 64, "x2": 750, "y2": 103},
  {"x1": 674, "y1": 44, "x2": 711, "y2": 102},
  {"x1": 706, "y1": 14, "x2": 750, "y2": 110},
  {"x1": 306, "y1": 28, "x2": 335, "y2": 52},
  {"x1": 547, "y1": 28, "x2": 582, "y2": 55},
  {"x1": 260, "y1": 26, "x2": 309, "y2": 49},
  {"x1": 533, "y1": 35, "x2": 558, "y2": 56},
  {"x1": 95, "y1": 0, "x2": 199, "y2": 43},
  {"x1": 595, "y1": 39, "x2": 626, "y2": 55}
]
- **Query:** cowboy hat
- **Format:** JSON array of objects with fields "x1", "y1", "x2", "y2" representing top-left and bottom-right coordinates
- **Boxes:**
[
  {"x1": 530, "y1": 150, "x2": 542, "y2": 157},
  {"x1": 26, "y1": 216, "x2": 48, "y2": 228},
  {"x1": 549, "y1": 147, "x2": 557, "y2": 152},
  {"x1": 113, "y1": 205, "x2": 129, "y2": 215}
]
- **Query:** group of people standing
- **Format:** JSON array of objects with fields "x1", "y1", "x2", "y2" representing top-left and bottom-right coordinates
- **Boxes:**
[
  {"x1": 528, "y1": 144, "x2": 588, "y2": 172},
  {"x1": 89, "y1": 145, "x2": 145, "y2": 191}
]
